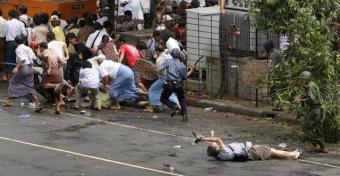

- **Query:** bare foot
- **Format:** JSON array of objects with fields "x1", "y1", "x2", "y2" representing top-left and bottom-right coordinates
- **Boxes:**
[
  {"x1": 110, "y1": 106, "x2": 121, "y2": 112},
  {"x1": 3, "y1": 102, "x2": 13, "y2": 107}
]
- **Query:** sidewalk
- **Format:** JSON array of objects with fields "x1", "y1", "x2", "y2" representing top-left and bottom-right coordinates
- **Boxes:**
[{"x1": 187, "y1": 96, "x2": 298, "y2": 123}]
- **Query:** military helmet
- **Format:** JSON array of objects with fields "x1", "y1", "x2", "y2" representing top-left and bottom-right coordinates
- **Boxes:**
[{"x1": 299, "y1": 71, "x2": 312, "y2": 80}]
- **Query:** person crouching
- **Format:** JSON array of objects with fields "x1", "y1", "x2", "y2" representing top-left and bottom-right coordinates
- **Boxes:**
[{"x1": 73, "y1": 61, "x2": 101, "y2": 111}]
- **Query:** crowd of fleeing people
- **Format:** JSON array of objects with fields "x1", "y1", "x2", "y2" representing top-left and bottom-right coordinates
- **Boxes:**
[{"x1": 0, "y1": 0, "x2": 212, "y2": 121}]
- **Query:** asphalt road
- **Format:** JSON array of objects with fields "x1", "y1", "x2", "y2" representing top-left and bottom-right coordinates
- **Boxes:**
[{"x1": 0, "y1": 89, "x2": 339, "y2": 175}]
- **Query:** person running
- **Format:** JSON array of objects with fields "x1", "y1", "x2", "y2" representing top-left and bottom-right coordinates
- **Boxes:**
[
  {"x1": 158, "y1": 48, "x2": 196, "y2": 122},
  {"x1": 37, "y1": 42, "x2": 63, "y2": 114},
  {"x1": 3, "y1": 35, "x2": 43, "y2": 112},
  {"x1": 192, "y1": 131, "x2": 301, "y2": 161},
  {"x1": 2, "y1": 10, "x2": 27, "y2": 81},
  {"x1": 293, "y1": 71, "x2": 328, "y2": 153}
]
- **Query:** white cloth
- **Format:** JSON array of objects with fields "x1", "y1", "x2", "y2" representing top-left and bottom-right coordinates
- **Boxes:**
[
  {"x1": 60, "y1": 19, "x2": 68, "y2": 29},
  {"x1": 198, "y1": 0, "x2": 206, "y2": 7},
  {"x1": 156, "y1": 52, "x2": 172, "y2": 77},
  {"x1": 97, "y1": 17, "x2": 108, "y2": 25},
  {"x1": 86, "y1": 30, "x2": 109, "y2": 49},
  {"x1": 19, "y1": 14, "x2": 31, "y2": 27},
  {"x1": 15, "y1": 44, "x2": 36, "y2": 65},
  {"x1": 0, "y1": 16, "x2": 7, "y2": 38},
  {"x1": 99, "y1": 60, "x2": 120, "y2": 80},
  {"x1": 166, "y1": 37, "x2": 180, "y2": 51},
  {"x1": 2, "y1": 18, "x2": 27, "y2": 41},
  {"x1": 124, "y1": 0, "x2": 144, "y2": 20},
  {"x1": 140, "y1": 0, "x2": 150, "y2": 13},
  {"x1": 48, "y1": 40, "x2": 67, "y2": 63},
  {"x1": 79, "y1": 68, "x2": 100, "y2": 89}
]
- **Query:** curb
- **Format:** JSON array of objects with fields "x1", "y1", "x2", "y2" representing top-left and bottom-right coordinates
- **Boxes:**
[{"x1": 186, "y1": 97, "x2": 298, "y2": 123}]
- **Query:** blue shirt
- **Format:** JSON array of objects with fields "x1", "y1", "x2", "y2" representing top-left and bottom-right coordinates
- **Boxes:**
[
  {"x1": 158, "y1": 58, "x2": 187, "y2": 81},
  {"x1": 218, "y1": 142, "x2": 247, "y2": 161}
]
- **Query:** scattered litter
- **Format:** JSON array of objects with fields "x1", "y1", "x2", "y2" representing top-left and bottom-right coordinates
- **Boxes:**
[
  {"x1": 169, "y1": 153, "x2": 178, "y2": 157},
  {"x1": 230, "y1": 65, "x2": 239, "y2": 69},
  {"x1": 212, "y1": 110, "x2": 217, "y2": 112},
  {"x1": 173, "y1": 145, "x2": 182, "y2": 149},
  {"x1": 80, "y1": 110, "x2": 87, "y2": 114},
  {"x1": 18, "y1": 113, "x2": 30, "y2": 120},
  {"x1": 152, "y1": 115, "x2": 158, "y2": 121},
  {"x1": 169, "y1": 166, "x2": 175, "y2": 173},
  {"x1": 20, "y1": 102, "x2": 25, "y2": 107},
  {"x1": 203, "y1": 107, "x2": 214, "y2": 112},
  {"x1": 278, "y1": 143, "x2": 287, "y2": 151},
  {"x1": 28, "y1": 103, "x2": 36, "y2": 108},
  {"x1": 191, "y1": 142, "x2": 197, "y2": 146},
  {"x1": 42, "y1": 121, "x2": 46, "y2": 125},
  {"x1": 163, "y1": 160, "x2": 171, "y2": 167},
  {"x1": 79, "y1": 174, "x2": 85, "y2": 176}
]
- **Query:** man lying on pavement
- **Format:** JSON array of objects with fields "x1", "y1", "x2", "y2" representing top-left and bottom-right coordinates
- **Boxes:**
[{"x1": 192, "y1": 131, "x2": 301, "y2": 161}]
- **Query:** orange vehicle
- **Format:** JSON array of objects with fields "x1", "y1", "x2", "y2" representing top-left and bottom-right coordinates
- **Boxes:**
[{"x1": 0, "y1": 0, "x2": 97, "y2": 20}]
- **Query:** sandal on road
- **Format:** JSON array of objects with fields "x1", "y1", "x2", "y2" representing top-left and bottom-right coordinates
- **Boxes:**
[{"x1": 192, "y1": 131, "x2": 204, "y2": 144}]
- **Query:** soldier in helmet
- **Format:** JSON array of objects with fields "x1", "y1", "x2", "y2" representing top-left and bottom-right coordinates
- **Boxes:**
[{"x1": 293, "y1": 71, "x2": 327, "y2": 153}]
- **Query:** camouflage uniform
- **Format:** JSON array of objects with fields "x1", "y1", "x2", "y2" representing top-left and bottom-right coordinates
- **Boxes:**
[{"x1": 302, "y1": 81, "x2": 326, "y2": 148}]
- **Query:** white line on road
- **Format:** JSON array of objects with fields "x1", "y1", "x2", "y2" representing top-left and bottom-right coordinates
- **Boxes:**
[
  {"x1": 1, "y1": 100, "x2": 340, "y2": 170},
  {"x1": 0, "y1": 99, "x2": 193, "y2": 141},
  {"x1": 298, "y1": 159, "x2": 340, "y2": 169},
  {"x1": 0, "y1": 136, "x2": 184, "y2": 176}
]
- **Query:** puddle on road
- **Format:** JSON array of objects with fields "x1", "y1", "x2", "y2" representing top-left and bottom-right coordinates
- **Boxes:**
[{"x1": 62, "y1": 121, "x2": 105, "y2": 132}]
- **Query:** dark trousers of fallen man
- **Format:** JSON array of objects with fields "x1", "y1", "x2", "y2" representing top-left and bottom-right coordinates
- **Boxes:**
[{"x1": 160, "y1": 80, "x2": 188, "y2": 122}]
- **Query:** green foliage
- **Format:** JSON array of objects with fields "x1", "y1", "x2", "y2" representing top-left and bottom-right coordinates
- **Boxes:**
[{"x1": 251, "y1": 0, "x2": 340, "y2": 142}]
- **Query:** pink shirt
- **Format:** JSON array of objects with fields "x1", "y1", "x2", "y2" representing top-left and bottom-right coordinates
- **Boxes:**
[{"x1": 119, "y1": 44, "x2": 141, "y2": 68}]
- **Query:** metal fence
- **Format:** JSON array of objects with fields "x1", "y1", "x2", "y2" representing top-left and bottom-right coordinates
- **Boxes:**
[{"x1": 185, "y1": 6, "x2": 280, "y2": 106}]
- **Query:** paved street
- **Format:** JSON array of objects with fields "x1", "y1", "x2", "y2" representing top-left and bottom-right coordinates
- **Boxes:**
[{"x1": 0, "y1": 85, "x2": 339, "y2": 176}]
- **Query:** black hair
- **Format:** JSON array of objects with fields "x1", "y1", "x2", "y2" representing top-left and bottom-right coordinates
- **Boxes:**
[
  {"x1": 40, "y1": 13, "x2": 49, "y2": 25},
  {"x1": 32, "y1": 14, "x2": 42, "y2": 26},
  {"x1": 119, "y1": 37, "x2": 128, "y2": 43},
  {"x1": 46, "y1": 31, "x2": 56, "y2": 40},
  {"x1": 91, "y1": 13, "x2": 98, "y2": 21},
  {"x1": 15, "y1": 35, "x2": 25, "y2": 44},
  {"x1": 206, "y1": 146, "x2": 219, "y2": 158},
  {"x1": 103, "y1": 20, "x2": 112, "y2": 28},
  {"x1": 94, "y1": 22, "x2": 103, "y2": 30},
  {"x1": 83, "y1": 12, "x2": 92, "y2": 20},
  {"x1": 137, "y1": 42, "x2": 147, "y2": 50},
  {"x1": 124, "y1": 10, "x2": 132, "y2": 17},
  {"x1": 82, "y1": 61, "x2": 92, "y2": 69},
  {"x1": 18, "y1": 5, "x2": 28, "y2": 14},
  {"x1": 70, "y1": 15, "x2": 78, "y2": 25},
  {"x1": 78, "y1": 19, "x2": 86, "y2": 28},
  {"x1": 101, "y1": 35, "x2": 110, "y2": 43},
  {"x1": 155, "y1": 44, "x2": 165, "y2": 52},
  {"x1": 67, "y1": 32, "x2": 78, "y2": 40},
  {"x1": 0, "y1": 9, "x2": 2, "y2": 16},
  {"x1": 161, "y1": 29, "x2": 173, "y2": 42},
  {"x1": 8, "y1": 10, "x2": 19, "y2": 18},
  {"x1": 153, "y1": 30, "x2": 161, "y2": 37},
  {"x1": 52, "y1": 10, "x2": 61, "y2": 18},
  {"x1": 39, "y1": 42, "x2": 48, "y2": 49}
]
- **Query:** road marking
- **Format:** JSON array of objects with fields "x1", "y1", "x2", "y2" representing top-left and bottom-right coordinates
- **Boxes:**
[
  {"x1": 0, "y1": 136, "x2": 184, "y2": 176},
  {"x1": 298, "y1": 159, "x2": 340, "y2": 169},
  {"x1": 1, "y1": 100, "x2": 340, "y2": 170},
  {"x1": 0, "y1": 99, "x2": 193, "y2": 141}
]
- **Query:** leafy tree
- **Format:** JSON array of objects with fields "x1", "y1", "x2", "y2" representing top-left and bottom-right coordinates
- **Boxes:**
[{"x1": 251, "y1": 0, "x2": 340, "y2": 142}]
